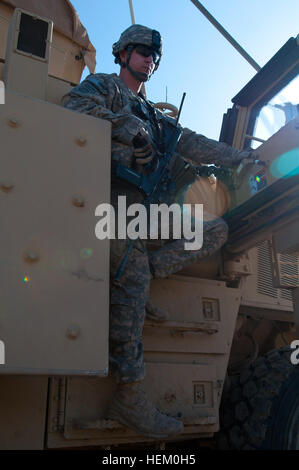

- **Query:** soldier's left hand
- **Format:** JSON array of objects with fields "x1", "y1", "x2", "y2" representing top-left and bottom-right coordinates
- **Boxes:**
[
  {"x1": 236, "y1": 150, "x2": 268, "y2": 167},
  {"x1": 133, "y1": 132, "x2": 154, "y2": 165},
  {"x1": 243, "y1": 153, "x2": 268, "y2": 167}
]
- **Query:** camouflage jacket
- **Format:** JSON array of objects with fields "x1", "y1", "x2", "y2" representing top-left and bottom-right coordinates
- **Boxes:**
[{"x1": 63, "y1": 73, "x2": 251, "y2": 194}]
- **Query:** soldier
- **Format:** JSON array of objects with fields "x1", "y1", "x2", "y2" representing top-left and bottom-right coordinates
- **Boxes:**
[{"x1": 63, "y1": 24, "x2": 256, "y2": 438}]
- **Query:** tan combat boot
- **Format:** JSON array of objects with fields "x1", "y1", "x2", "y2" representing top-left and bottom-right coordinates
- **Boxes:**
[
  {"x1": 107, "y1": 382, "x2": 184, "y2": 438},
  {"x1": 145, "y1": 300, "x2": 169, "y2": 322}
]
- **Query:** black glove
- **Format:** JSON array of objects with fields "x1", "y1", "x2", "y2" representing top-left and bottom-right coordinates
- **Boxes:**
[{"x1": 132, "y1": 130, "x2": 154, "y2": 165}]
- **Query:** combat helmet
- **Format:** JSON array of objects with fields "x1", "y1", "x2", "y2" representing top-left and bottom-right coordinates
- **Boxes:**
[{"x1": 112, "y1": 24, "x2": 162, "y2": 81}]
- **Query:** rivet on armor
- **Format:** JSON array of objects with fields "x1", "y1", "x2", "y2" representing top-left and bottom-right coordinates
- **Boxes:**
[
  {"x1": 72, "y1": 196, "x2": 85, "y2": 208},
  {"x1": 66, "y1": 325, "x2": 81, "y2": 340},
  {"x1": 24, "y1": 252, "x2": 40, "y2": 263},
  {"x1": 7, "y1": 119, "x2": 19, "y2": 128},
  {"x1": 76, "y1": 137, "x2": 87, "y2": 147},
  {"x1": 1, "y1": 183, "x2": 14, "y2": 192}
]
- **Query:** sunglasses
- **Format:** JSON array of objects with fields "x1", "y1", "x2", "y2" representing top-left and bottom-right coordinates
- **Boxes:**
[{"x1": 134, "y1": 45, "x2": 160, "y2": 64}]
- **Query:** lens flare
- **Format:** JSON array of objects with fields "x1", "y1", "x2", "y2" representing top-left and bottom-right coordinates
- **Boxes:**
[
  {"x1": 23, "y1": 276, "x2": 30, "y2": 284},
  {"x1": 270, "y1": 148, "x2": 299, "y2": 179},
  {"x1": 80, "y1": 248, "x2": 93, "y2": 259}
]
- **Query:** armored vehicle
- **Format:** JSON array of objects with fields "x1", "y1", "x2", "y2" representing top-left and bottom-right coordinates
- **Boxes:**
[{"x1": 0, "y1": 0, "x2": 298, "y2": 450}]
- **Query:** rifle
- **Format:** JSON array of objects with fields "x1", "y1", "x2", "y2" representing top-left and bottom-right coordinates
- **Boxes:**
[{"x1": 114, "y1": 93, "x2": 186, "y2": 281}]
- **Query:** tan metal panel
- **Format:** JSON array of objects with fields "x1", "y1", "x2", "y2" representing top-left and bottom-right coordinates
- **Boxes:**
[
  {"x1": 0, "y1": 3, "x2": 10, "y2": 61},
  {"x1": 143, "y1": 363, "x2": 218, "y2": 422},
  {"x1": 178, "y1": 252, "x2": 220, "y2": 279},
  {"x1": 0, "y1": 376, "x2": 48, "y2": 449},
  {"x1": 49, "y1": 30, "x2": 85, "y2": 84},
  {"x1": 46, "y1": 363, "x2": 218, "y2": 447},
  {"x1": 46, "y1": 75, "x2": 74, "y2": 105},
  {"x1": 0, "y1": 63, "x2": 76, "y2": 105},
  {"x1": 145, "y1": 276, "x2": 241, "y2": 354},
  {"x1": 0, "y1": 90, "x2": 111, "y2": 375},
  {"x1": 3, "y1": 9, "x2": 53, "y2": 100},
  {"x1": 0, "y1": 1, "x2": 94, "y2": 80},
  {"x1": 44, "y1": 276, "x2": 239, "y2": 448}
]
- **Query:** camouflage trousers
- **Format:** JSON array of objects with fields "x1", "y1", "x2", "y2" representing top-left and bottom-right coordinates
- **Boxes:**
[{"x1": 109, "y1": 191, "x2": 228, "y2": 384}]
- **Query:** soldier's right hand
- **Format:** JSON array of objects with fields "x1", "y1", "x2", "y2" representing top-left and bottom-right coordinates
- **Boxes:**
[{"x1": 132, "y1": 130, "x2": 154, "y2": 165}]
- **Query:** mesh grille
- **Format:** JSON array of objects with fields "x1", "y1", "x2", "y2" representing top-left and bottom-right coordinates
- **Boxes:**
[
  {"x1": 278, "y1": 253, "x2": 299, "y2": 288},
  {"x1": 257, "y1": 242, "x2": 298, "y2": 301},
  {"x1": 280, "y1": 289, "x2": 292, "y2": 301},
  {"x1": 257, "y1": 241, "x2": 278, "y2": 298}
]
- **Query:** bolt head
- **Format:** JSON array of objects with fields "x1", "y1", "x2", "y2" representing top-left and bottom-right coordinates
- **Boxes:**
[
  {"x1": 72, "y1": 196, "x2": 85, "y2": 208},
  {"x1": 66, "y1": 325, "x2": 81, "y2": 339},
  {"x1": 1, "y1": 183, "x2": 14, "y2": 192},
  {"x1": 24, "y1": 252, "x2": 39, "y2": 263},
  {"x1": 7, "y1": 119, "x2": 19, "y2": 128},
  {"x1": 76, "y1": 138, "x2": 87, "y2": 147}
]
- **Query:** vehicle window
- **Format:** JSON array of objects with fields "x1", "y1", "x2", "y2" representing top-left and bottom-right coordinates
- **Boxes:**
[{"x1": 250, "y1": 75, "x2": 299, "y2": 149}]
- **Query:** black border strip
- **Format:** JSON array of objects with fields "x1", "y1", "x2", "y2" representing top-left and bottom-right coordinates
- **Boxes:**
[{"x1": 232, "y1": 37, "x2": 299, "y2": 108}]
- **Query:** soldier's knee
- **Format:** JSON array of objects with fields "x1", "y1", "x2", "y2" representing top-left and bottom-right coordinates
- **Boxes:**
[
  {"x1": 221, "y1": 219, "x2": 229, "y2": 239},
  {"x1": 216, "y1": 218, "x2": 229, "y2": 248},
  {"x1": 205, "y1": 216, "x2": 228, "y2": 250}
]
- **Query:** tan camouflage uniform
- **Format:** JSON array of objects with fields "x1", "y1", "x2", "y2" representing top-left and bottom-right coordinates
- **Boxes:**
[{"x1": 64, "y1": 72, "x2": 251, "y2": 384}]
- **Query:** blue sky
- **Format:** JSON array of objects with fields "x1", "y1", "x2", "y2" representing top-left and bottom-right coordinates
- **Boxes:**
[{"x1": 71, "y1": 0, "x2": 299, "y2": 140}]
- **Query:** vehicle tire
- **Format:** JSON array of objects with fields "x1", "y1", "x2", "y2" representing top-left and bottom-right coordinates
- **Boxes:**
[{"x1": 217, "y1": 346, "x2": 299, "y2": 449}]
